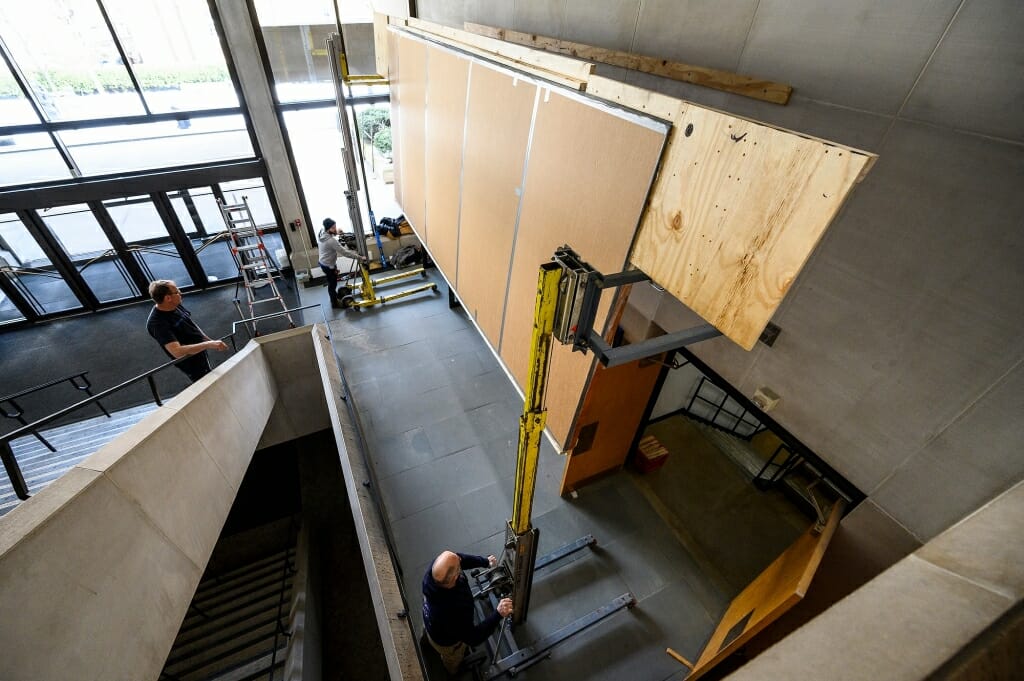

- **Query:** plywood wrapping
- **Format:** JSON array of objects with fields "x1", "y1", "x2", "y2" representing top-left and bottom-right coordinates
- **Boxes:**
[
  {"x1": 405, "y1": 17, "x2": 595, "y2": 84},
  {"x1": 373, "y1": 12, "x2": 389, "y2": 77},
  {"x1": 388, "y1": 28, "x2": 668, "y2": 449},
  {"x1": 499, "y1": 89, "x2": 668, "y2": 445},
  {"x1": 423, "y1": 46, "x2": 470, "y2": 277},
  {"x1": 395, "y1": 36, "x2": 426, "y2": 237},
  {"x1": 455, "y1": 63, "x2": 537, "y2": 343},
  {"x1": 586, "y1": 76, "x2": 875, "y2": 350},
  {"x1": 387, "y1": 30, "x2": 403, "y2": 209},
  {"x1": 385, "y1": 25, "x2": 872, "y2": 449}
]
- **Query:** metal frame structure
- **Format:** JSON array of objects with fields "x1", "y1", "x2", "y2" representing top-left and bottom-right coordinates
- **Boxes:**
[
  {"x1": 326, "y1": 32, "x2": 437, "y2": 310},
  {"x1": 468, "y1": 246, "x2": 726, "y2": 678}
]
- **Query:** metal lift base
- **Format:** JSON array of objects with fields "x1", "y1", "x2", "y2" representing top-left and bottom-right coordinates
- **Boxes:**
[
  {"x1": 472, "y1": 534, "x2": 632, "y2": 680},
  {"x1": 483, "y1": 593, "x2": 635, "y2": 679},
  {"x1": 341, "y1": 266, "x2": 439, "y2": 309}
]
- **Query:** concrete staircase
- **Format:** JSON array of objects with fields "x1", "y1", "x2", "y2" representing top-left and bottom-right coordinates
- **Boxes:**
[
  {"x1": 161, "y1": 546, "x2": 296, "y2": 681},
  {"x1": 0, "y1": 403, "x2": 158, "y2": 517}
]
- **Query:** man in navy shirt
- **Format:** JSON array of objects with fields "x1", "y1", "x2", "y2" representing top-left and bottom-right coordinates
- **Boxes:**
[
  {"x1": 422, "y1": 550, "x2": 513, "y2": 674},
  {"x1": 146, "y1": 280, "x2": 227, "y2": 382}
]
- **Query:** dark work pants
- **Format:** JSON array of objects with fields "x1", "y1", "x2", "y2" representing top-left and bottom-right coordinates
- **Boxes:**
[{"x1": 321, "y1": 263, "x2": 339, "y2": 303}]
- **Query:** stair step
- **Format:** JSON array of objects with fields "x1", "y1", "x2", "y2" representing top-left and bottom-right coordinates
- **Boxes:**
[{"x1": 0, "y1": 403, "x2": 158, "y2": 518}]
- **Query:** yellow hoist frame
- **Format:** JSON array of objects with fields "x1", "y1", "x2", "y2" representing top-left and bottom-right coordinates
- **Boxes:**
[{"x1": 470, "y1": 246, "x2": 720, "y2": 678}]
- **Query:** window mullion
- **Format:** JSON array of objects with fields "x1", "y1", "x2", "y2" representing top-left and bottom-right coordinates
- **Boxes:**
[
  {"x1": 94, "y1": 0, "x2": 152, "y2": 115},
  {"x1": 16, "y1": 210, "x2": 99, "y2": 311},
  {"x1": 0, "y1": 34, "x2": 46, "y2": 124}
]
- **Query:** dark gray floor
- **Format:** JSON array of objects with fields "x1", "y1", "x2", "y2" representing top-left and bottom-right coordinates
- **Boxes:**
[
  {"x1": 0, "y1": 274, "x2": 300, "y2": 435},
  {"x1": 319, "y1": 269, "x2": 776, "y2": 681},
  {"x1": 0, "y1": 264, "x2": 809, "y2": 680}
]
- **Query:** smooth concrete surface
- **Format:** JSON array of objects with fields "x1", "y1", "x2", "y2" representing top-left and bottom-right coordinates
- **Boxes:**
[
  {"x1": 0, "y1": 473, "x2": 203, "y2": 681},
  {"x1": 256, "y1": 326, "x2": 333, "y2": 450},
  {"x1": 635, "y1": 0, "x2": 760, "y2": 73},
  {"x1": 723, "y1": 480, "x2": 1023, "y2": 680},
  {"x1": 901, "y1": 0, "x2": 1024, "y2": 142},
  {"x1": 562, "y1": 0, "x2": 641, "y2": 52},
  {"x1": 0, "y1": 340, "x2": 282, "y2": 681},
  {"x1": 739, "y1": 0, "x2": 961, "y2": 114}
]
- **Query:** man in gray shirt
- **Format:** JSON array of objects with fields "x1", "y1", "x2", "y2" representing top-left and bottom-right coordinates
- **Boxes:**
[{"x1": 317, "y1": 217, "x2": 367, "y2": 308}]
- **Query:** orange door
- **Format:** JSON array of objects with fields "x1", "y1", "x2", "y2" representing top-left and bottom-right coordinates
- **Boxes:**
[
  {"x1": 679, "y1": 500, "x2": 845, "y2": 679},
  {"x1": 559, "y1": 354, "x2": 664, "y2": 495}
]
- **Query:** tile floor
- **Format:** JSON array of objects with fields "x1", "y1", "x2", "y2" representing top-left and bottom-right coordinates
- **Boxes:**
[{"x1": 318, "y1": 268, "x2": 806, "y2": 681}]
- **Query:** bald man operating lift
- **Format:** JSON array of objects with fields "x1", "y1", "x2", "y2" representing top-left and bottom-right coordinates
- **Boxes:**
[{"x1": 422, "y1": 550, "x2": 513, "y2": 674}]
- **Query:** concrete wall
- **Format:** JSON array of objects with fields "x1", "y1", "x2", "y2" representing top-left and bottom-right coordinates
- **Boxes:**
[
  {"x1": 415, "y1": 0, "x2": 1024, "y2": 545},
  {"x1": 0, "y1": 343, "x2": 277, "y2": 681},
  {"x1": 256, "y1": 326, "x2": 333, "y2": 450}
]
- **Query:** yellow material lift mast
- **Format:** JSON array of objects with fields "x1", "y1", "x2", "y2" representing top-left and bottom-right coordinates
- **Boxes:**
[{"x1": 469, "y1": 247, "x2": 720, "y2": 678}]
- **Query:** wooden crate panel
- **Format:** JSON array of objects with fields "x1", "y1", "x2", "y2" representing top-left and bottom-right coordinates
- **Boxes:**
[
  {"x1": 423, "y1": 45, "x2": 470, "y2": 278},
  {"x1": 632, "y1": 103, "x2": 873, "y2": 350},
  {"x1": 395, "y1": 35, "x2": 426, "y2": 236},
  {"x1": 455, "y1": 63, "x2": 537, "y2": 345},
  {"x1": 387, "y1": 29, "x2": 403, "y2": 209},
  {"x1": 500, "y1": 89, "x2": 668, "y2": 447}
]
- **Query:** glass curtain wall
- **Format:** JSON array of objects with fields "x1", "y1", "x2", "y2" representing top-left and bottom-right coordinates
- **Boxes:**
[
  {"x1": 0, "y1": 1, "x2": 291, "y2": 326},
  {"x1": 252, "y1": 0, "x2": 396, "y2": 242},
  {"x1": 0, "y1": 212, "x2": 80, "y2": 315},
  {"x1": 0, "y1": 0, "x2": 250, "y2": 189},
  {"x1": 38, "y1": 204, "x2": 138, "y2": 303},
  {"x1": 103, "y1": 195, "x2": 194, "y2": 287}
]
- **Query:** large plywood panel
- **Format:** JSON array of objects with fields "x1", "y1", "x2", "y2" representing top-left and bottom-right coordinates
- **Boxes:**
[
  {"x1": 456, "y1": 63, "x2": 537, "y2": 344},
  {"x1": 587, "y1": 72, "x2": 875, "y2": 351},
  {"x1": 423, "y1": 45, "x2": 470, "y2": 278},
  {"x1": 388, "y1": 29, "x2": 403, "y2": 209},
  {"x1": 395, "y1": 34, "x2": 427, "y2": 235},
  {"x1": 500, "y1": 89, "x2": 667, "y2": 446}
]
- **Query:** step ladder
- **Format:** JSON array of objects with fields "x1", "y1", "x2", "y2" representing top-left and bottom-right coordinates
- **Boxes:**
[{"x1": 218, "y1": 197, "x2": 294, "y2": 336}]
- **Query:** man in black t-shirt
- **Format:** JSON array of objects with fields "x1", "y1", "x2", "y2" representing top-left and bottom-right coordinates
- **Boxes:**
[{"x1": 146, "y1": 280, "x2": 227, "y2": 382}]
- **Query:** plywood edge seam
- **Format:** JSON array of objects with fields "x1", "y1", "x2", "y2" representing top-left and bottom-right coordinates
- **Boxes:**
[
  {"x1": 393, "y1": 25, "x2": 587, "y2": 90},
  {"x1": 465, "y1": 21, "x2": 793, "y2": 106},
  {"x1": 585, "y1": 75, "x2": 875, "y2": 162},
  {"x1": 403, "y1": 17, "x2": 595, "y2": 83}
]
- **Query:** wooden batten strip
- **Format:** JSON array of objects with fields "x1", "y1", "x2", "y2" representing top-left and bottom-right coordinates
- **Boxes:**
[
  {"x1": 397, "y1": 25, "x2": 587, "y2": 90},
  {"x1": 465, "y1": 22, "x2": 792, "y2": 105},
  {"x1": 406, "y1": 17, "x2": 595, "y2": 83},
  {"x1": 373, "y1": 13, "x2": 390, "y2": 77}
]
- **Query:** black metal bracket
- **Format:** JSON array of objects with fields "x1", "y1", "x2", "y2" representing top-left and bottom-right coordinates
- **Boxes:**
[{"x1": 552, "y1": 246, "x2": 722, "y2": 366}]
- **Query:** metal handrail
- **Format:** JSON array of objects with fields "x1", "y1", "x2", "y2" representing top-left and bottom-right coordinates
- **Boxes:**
[
  {"x1": 0, "y1": 303, "x2": 328, "y2": 502},
  {"x1": 0, "y1": 370, "x2": 104, "y2": 405},
  {"x1": 1, "y1": 371, "x2": 111, "y2": 453}
]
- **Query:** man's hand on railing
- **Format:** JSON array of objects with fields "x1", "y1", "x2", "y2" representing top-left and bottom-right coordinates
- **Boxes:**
[{"x1": 207, "y1": 340, "x2": 229, "y2": 352}]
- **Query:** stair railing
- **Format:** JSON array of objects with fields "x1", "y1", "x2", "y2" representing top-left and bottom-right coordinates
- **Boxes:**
[
  {"x1": 0, "y1": 304, "x2": 326, "y2": 503},
  {"x1": 1, "y1": 371, "x2": 110, "y2": 452}
]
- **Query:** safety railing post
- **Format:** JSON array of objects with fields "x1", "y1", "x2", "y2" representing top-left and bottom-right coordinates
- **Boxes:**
[{"x1": 1, "y1": 439, "x2": 30, "y2": 500}]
